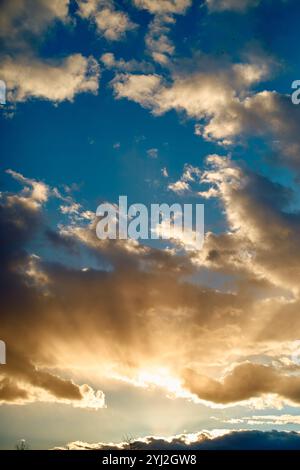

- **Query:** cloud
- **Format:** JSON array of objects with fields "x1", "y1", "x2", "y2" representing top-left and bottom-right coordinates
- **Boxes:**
[
  {"x1": 0, "y1": 379, "x2": 29, "y2": 404},
  {"x1": 147, "y1": 148, "x2": 159, "y2": 158},
  {"x1": 221, "y1": 414, "x2": 300, "y2": 425},
  {"x1": 0, "y1": 170, "x2": 248, "y2": 407},
  {"x1": 6, "y1": 170, "x2": 49, "y2": 209},
  {"x1": 136, "y1": 1, "x2": 192, "y2": 65},
  {"x1": 2, "y1": 0, "x2": 300, "y2": 429},
  {"x1": 132, "y1": 1, "x2": 191, "y2": 64},
  {"x1": 2, "y1": 166, "x2": 300, "y2": 410},
  {"x1": 0, "y1": 375, "x2": 105, "y2": 409},
  {"x1": 206, "y1": 0, "x2": 260, "y2": 12},
  {"x1": 111, "y1": 53, "x2": 272, "y2": 115},
  {"x1": 0, "y1": 1, "x2": 101, "y2": 108},
  {"x1": 168, "y1": 164, "x2": 201, "y2": 194},
  {"x1": 1, "y1": 54, "x2": 100, "y2": 103},
  {"x1": 168, "y1": 180, "x2": 190, "y2": 194},
  {"x1": 0, "y1": 0, "x2": 70, "y2": 48},
  {"x1": 196, "y1": 154, "x2": 300, "y2": 293},
  {"x1": 112, "y1": 73, "x2": 163, "y2": 107},
  {"x1": 101, "y1": 52, "x2": 154, "y2": 73},
  {"x1": 59, "y1": 429, "x2": 300, "y2": 450},
  {"x1": 110, "y1": 53, "x2": 274, "y2": 144},
  {"x1": 132, "y1": 0, "x2": 192, "y2": 15},
  {"x1": 0, "y1": 174, "x2": 106, "y2": 408},
  {"x1": 78, "y1": 0, "x2": 136, "y2": 41},
  {"x1": 110, "y1": 52, "x2": 300, "y2": 170},
  {"x1": 94, "y1": 8, "x2": 135, "y2": 40},
  {"x1": 145, "y1": 14, "x2": 176, "y2": 65},
  {"x1": 183, "y1": 362, "x2": 300, "y2": 405}
]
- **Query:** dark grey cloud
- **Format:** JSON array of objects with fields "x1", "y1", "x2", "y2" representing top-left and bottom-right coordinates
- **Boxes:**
[{"x1": 60, "y1": 430, "x2": 300, "y2": 450}]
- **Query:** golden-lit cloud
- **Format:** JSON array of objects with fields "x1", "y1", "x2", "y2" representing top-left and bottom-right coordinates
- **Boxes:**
[
  {"x1": 78, "y1": 0, "x2": 137, "y2": 41},
  {"x1": 110, "y1": 52, "x2": 300, "y2": 170},
  {"x1": 101, "y1": 52, "x2": 154, "y2": 73},
  {"x1": 132, "y1": 0, "x2": 192, "y2": 15},
  {"x1": 0, "y1": 0, "x2": 100, "y2": 106},
  {"x1": 1, "y1": 54, "x2": 100, "y2": 103},
  {"x1": 183, "y1": 362, "x2": 300, "y2": 405},
  {"x1": 2, "y1": 0, "x2": 300, "y2": 452},
  {"x1": 2, "y1": 162, "x2": 300, "y2": 410},
  {"x1": 196, "y1": 154, "x2": 300, "y2": 293},
  {"x1": 0, "y1": 0, "x2": 70, "y2": 47}
]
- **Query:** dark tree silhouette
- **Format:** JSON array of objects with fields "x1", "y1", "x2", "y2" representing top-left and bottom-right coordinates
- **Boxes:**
[
  {"x1": 15, "y1": 439, "x2": 29, "y2": 450},
  {"x1": 123, "y1": 434, "x2": 141, "y2": 450}
]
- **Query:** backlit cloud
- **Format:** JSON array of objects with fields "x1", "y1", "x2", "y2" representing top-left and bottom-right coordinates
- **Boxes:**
[
  {"x1": 2, "y1": 166, "x2": 300, "y2": 410},
  {"x1": 183, "y1": 362, "x2": 300, "y2": 405},
  {"x1": 2, "y1": 0, "x2": 300, "y2": 448},
  {"x1": 1, "y1": 54, "x2": 100, "y2": 103},
  {"x1": 59, "y1": 429, "x2": 300, "y2": 450}
]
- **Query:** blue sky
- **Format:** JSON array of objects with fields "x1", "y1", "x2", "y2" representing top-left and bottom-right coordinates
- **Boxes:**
[{"x1": 2, "y1": 0, "x2": 300, "y2": 450}]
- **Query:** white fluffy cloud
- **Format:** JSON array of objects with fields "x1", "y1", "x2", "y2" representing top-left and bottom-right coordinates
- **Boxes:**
[
  {"x1": 168, "y1": 180, "x2": 190, "y2": 193},
  {"x1": 94, "y1": 8, "x2": 136, "y2": 40},
  {"x1": 111, "y1": 54, "x2": 300, "y2": 169},
  {"x1": 6, "y1": 170, "x2": 49, "y2": 210},
  {"x1": 1, "y1": 54, "x2": 100, "y2": 103},
  {"x1": 133, "y1": 0, "x2": 191, "y2": 64},
  {"x1": 145, "y1": 14, "x2": 176, "y2": 64},
  {"x1": 112, "y1": 72, "x2": 163, "y2": 107},
  {"x1": 78, "y1": 0, "x2": 136, "y2": 40},
  {"x1": 168, "y1": 164, "x2": 201, "y2": 194},
  {"x1": 111, "y1": 55, "x2": 271, "y2": 119},
  {"x1": 0, "y1": 1, "x2": 101, "y2": 107}
]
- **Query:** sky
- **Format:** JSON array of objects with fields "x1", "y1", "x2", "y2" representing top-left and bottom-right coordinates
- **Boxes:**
[{"x1": 1, "y1": 0, "x2": 300, "y2": 450}]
